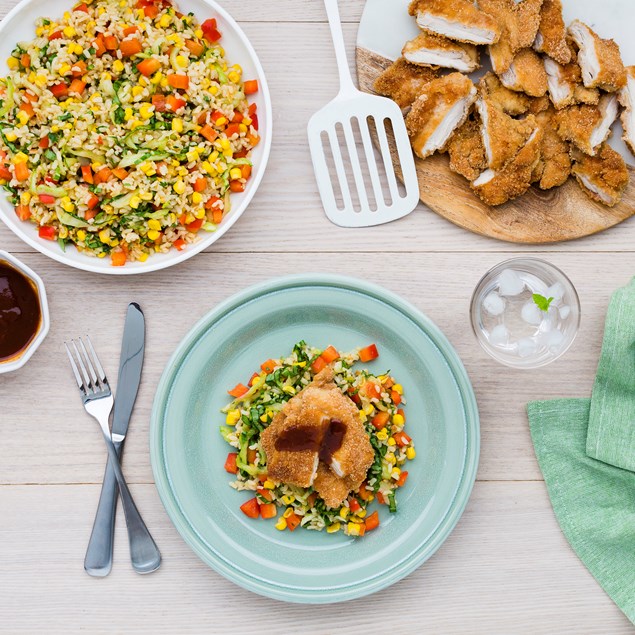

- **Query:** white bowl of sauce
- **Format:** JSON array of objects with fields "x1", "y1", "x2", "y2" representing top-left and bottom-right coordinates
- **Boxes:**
[{"x1": 0, "y1": 251, "x2": 49, "y2": 373}]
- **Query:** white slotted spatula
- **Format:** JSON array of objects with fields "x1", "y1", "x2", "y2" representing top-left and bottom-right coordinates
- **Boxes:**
[{"x1": 308, "y1": 0, "x2": 420, "y2": 228}]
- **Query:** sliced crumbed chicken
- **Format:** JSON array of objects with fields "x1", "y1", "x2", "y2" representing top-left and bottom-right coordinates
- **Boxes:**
[
  {"x1": 311, "y1": 463, "x2": 352, "y2": 509},
  {"x1": 527, "y1": 95, "x2": 551, "y2": 115},
  {"x1": 402, "y1": 32, "x2": 480, "y2": 73},
  {"x1": 408, "y1": 0, "x2": 501, "y2": 45},
  {"x1": 544, "y1": 46, "x2": 601, "y2": 109},
  {"x1": 500, "y1": 48, "x2": 548, "y2": 97},
  {"x1": 531, "y1": 108, "x2": 571, "y2": 189},
  {"x1": 532, "y1": 0, "x2": 571, "y2": 65},
  {"x1": 447, "y1": 118, "x2": 488, "y2": 180},
  {"x1": 405, "y1": 73, "x2": 477, "y2": 159},
  {"x1": 373, "y1": 58, "x2": 438, "y2": 111},
  {"x1": 574, "y1": 85, "x2": 600, "y2": 106},
  {"x1": 478, "y1": 72, "x2": 531, "y2": 115},
  {"x1": 471, "y1": 122, "x2": 543, "y2": 205},
  {"x1": 555, "y1": 94, "x2": 619, "y2": 156},
  {"x1": 618, "y1": 66, "x2": 635, "y2": 155},
  {"x1": 477, "y1": 98, "x2": 535, "y2": 170},
  {"x1": 568, "y1": 20, "x2": 626, "y2": 92},
  {"x1": 479, "y1": 0, "x2": 544, "y2": 74},
  {"x1": 571, "y1": 144, "x2": 629, "y2": 207}
]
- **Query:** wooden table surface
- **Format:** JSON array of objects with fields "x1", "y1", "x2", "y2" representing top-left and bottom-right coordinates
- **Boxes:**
[{"x1": 1, "y1": 1, "x2": 634, "y2": 633}]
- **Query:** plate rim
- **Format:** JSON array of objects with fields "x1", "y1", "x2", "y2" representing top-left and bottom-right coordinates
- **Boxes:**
[
  {"x1": 0, "y1": 0, "x2": 273, "y2": 275},
  {"x1": 150, "y1": 274, "x2": 480, "y2": 603}
]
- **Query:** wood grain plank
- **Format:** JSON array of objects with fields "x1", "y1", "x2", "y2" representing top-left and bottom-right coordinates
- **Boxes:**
[
  {"x1": 0, "y1": 0, "x2": 364, "y2": 23},
  {"x1": 0, "y1": 251, "x2": 627, "y2": 485},
  {"x1": 1, "y1": 482, "x2": 631, "y2": 634}
]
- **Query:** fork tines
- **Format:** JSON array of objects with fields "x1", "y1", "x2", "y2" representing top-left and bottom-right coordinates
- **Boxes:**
[{"x1": 65, "y1": 337, "x2": 111, "y2": 398}]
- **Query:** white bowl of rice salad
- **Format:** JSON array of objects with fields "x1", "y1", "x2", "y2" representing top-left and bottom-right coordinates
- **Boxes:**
[{"x1": 0, "y1": 0, "x2": 271, "y2": 274}]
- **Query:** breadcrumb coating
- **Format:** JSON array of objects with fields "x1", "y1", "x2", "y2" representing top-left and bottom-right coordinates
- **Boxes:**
[
  {"x1": 374, "y1": 58, "x2": 438, "y2": 110},
  {"x1": 571, "y1": 144, "x2": 629, "y2": 207}
]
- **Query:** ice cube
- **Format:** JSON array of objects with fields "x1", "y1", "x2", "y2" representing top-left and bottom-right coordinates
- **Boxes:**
[
  {"x1": 483, "y1": 291, "x2": 506, "y2": 316},
  {"x1": 518, "y1": 337, "x2": 538, "y2": 358},
  {"x1": 547, "y1": 282, "x2": 565, "y2": 303},
  {"x1": 559, "y1": 305, "x2": 571, "y2": 320},
  {"x1": 521, "y1": 301, "x2": 543, "y2": 326},
  {"x1": 489, "y1": 324, "x2": 509, "y2": 347},
  {"x1": 498, "y1": 269, "x2": 525, "y2": 296},
  {"x1": 547, "y1": 329, "x2": 566, "y2": 353}
]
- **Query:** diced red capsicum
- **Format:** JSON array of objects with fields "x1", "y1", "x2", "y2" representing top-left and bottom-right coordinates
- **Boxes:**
[
  {"x1": 359, "y1": 344, "x2": 379, "y2": 362},
  {"x1": 286, "y1": 512, "x2": 301, "y2": 531},
  {"x1": 259, "y1": 503, "x2": 277, "y2": 519},
  {"x1": 371, "y1": 412, "x2": 390, "y2": 430},
  {"x1": 38, "y1": 225, "x2": 56, "y2": 240},
  {"x1": 224, "y1": 452, "x2": 238, "y2": 474},
  {"x1": 201, "y1": 18, "x2": 221, "y2": 43},
  {"x1": 243, "y1": 80, "x2": 258, "y2": 95},
  {"x1": 239, "y1": 497, "x2": 260, "y2": 519},
  {"x1": 349, "y1": 498, "x2": 362, "y2": 514},
  {"x1": 364, "y1": 510, "x2": 380, "y2": 532},
  {"x1": 228, "y1": 383, "x2": 249, "y2": 398}
]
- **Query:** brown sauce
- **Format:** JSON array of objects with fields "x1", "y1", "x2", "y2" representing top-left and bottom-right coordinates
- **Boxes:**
[
  {"x1": 0, "y1": 261, "x2": 41, "y2": 363},
  {"x1": 274, "y1": 418, "x2": 346, "y2": 464}
]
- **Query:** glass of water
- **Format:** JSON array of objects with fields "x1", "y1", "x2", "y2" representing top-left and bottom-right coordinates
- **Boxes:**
[{"x1": 470, "y1": 258, "x2": 581, "y2": 369}]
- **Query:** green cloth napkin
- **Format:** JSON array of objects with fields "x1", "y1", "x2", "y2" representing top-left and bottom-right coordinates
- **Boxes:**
[
  {"x1": 528, "y1": 399, "x2": 635, "y2": 625},
  {"x1": 587, "y1": 278, "x2": 635, "y2": 471}
]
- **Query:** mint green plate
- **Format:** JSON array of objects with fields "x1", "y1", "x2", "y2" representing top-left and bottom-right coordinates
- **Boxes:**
[{"x1": 150, "y1": 275, "x2": 479, "y2": 603}]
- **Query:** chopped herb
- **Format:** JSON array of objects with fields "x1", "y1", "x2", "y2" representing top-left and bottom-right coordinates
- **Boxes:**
[
  {"x1": 44, "y1": 149, "x2": 56, "y2": 161},
  {"x1": 58, "y1": 112, "x2": 73, "y2": 122}
]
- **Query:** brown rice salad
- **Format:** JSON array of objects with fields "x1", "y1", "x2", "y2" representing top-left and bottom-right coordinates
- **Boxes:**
[{"x1": 0, "y1": 0, "x2": 260, "y2": 266}]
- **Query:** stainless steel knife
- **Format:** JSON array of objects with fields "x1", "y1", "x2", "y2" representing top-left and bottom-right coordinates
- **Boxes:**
[{"x1": 84, "y1": 303, "x2": 155, "y2": 576}]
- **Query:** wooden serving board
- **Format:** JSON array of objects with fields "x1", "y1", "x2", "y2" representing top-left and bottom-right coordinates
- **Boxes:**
[{"x1": 355, "y1": 47, "x2": 635, "y2": 244}]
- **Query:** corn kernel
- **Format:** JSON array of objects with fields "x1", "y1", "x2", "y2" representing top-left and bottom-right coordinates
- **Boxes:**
[
  {"x1": 283, "y1": 507, "x2": 294, "y2": 519},
  {"x1": 363, "y1": 404, "x2": 375, "y2": 416},
  {"x1": 392, "y1": 414, "x2": 404, "y2": 426},
  {"x1": 17, "y1": 111, "x2": 29, "y2": 126},
  {"x1": 259, "y1": 414, "x2": 268, "y2": 423},
  {"x1": 385, "y1": 452, "x2": 396, "y2": 465},
  {"x1": 34, "y1": 74, "x2": 48, "y2": 87},
  {"x1": 392, "y1": 383, "x2": 403, "y2": 395},
  {"x1": 61, "y1": 200, "x2": 75, "y2": 213},
  {"x1": 229, "y1": 167, "x2": 242, "y2": 180},
  {"x1": 160, "y1": 77, "x2": 168, "y2": 88},
  {"x1": 147, "y1": 229, "x2": 160, "y2": 241},
  {"x1": 124, "y1": 107, "x2": 133, "y2": 121},
  {"x1": 190, "y1": 192, "x2": 203, "y2": 205},
  {"x1": 275, "y1": 519, "x2": 287, "y2": 531},
  {"x1": 63, "y1": 10, "x2": 71, "y2": 20},
  {"x1": 220, "y1": 138, "x2": 231, "y2": 151},
  {"x1": 173, "y1": 179, "x2": 186, "y2": 194},
  {"x1": 243, "y1": 116, "x2": 252, "y2": 126},
  {"x1": 97, "y1": 252, "x2": 106, "y2": 258},
  {"x1": 356, "y1": 509, "x2": 367, "y2": 518},
  {"x1": 13, "y1": 152, "x2": 28, "y2": 164},
  {"x1": 98, "y1": 229, "x2": 111, "y2": 243},
  {"x1": 225, "y1": 409, "x2": 241, "y2": 425},
  {"x1": 138, "y1": 252, "x2": 149, "y2": 262},
  {"x1": 35, "y1": 26, "x2": 45, "y2": 37},
  {"x1": 215, "y1": 116, "x2": 227, "y2": 127},
  {"x1": 151, "y1": 71, "x2": 163, "y2": 85},
  {"x1": 347, "y1": 523, "x2": 360, "y2": 536},
  {"x1": 194, "y1": 208, "x2": 205, "y2": 220},
  {"x1": 186, "y1": 148, "x2": 199, "y2": 162},
  {"x1": 228, "y1": 71, "x2": 240, "y2": 83},
  {"x1": 175, "y1": 55, "x2": 188, "y2": 68},
  {"x1": 158, "y1": 13, "x2": 171, "y2": 27},
  {"x1": 194, "y1": 28, "x2": 204, "y2": 39},
  {"x1": 281, "y1": 495, "x2": 295, "y2": 505},
  {"x1": 139, "y1": 103, "x2": 154, "y2": 120},
  {"x1": 406, "y1": 447, "x2": 416, "y2": 460},
  {"x1": 391, "y1": 467, "x2": 401, "y2": 479},
  {"x1": 140, "y1": 191, "x2": 153, "y2": 201},
  {"x1": 184, "y1": 213, "x2": 195, "y2": 224},
  {"x1": 5, "y1": 131, "x2": 17, "y2": 142},
  {"x1": 209, "y1": 84, "x2": 218, "y2": 95},
  {"x1": 139, "y1": 76, "x2": 149, "y2": 87},
  {"x1": 132, "y1": 85, "x2": 144, "y2": 98},
  {"x1": 200, "y1": 161, "x2": 213, "y2": 174},
  {"x1": 129, "y1": 195, "x2": 142, "y2": 209},
  {"x1": 282, "y1": 385, "x2": 296, "y2": 396},
  {"x1": 263, "y1": 480, "x2": 275, "y2": 490},
  {"x1": 376, "y1": 429, "x2": 388, "y2": 441},
  {"x1": 326, "y1": 523, "x2": 341, "y2": 533},
  {"x1": 387, "y1": 437, "x2": 396, "y2": 446},
  {"x1": 63, "y1": 26, "x2": 76, "y2": 37},
  {"x1": 6, "y1": 57, "x2": 19, "y2": 70},
  {"x1": 76, "y1": 229, "x2": 87, "y2": 242},
  {"x1": 339, "y1": 507, "x2": 349, "y2": 519},
  {"x1": 238, "y1": 123, "x2": 248, "y2": 134},
  {"x1": 130, "y1": 120, "x2": 144, "y2": 130},
  {"x1": 171, "y1": 118, "x2": 183, "y2": 133},
  {"x1": 20, "y1": 191, "x2": 31, "y2": 205},
  {"x1": 58, "y1": 226, "x2": 69, "y2": 239}
]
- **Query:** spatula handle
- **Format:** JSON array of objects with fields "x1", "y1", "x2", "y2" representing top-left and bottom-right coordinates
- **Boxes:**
[{"x1": 323, "y1": 0, "x2": 356, "y2": 96}]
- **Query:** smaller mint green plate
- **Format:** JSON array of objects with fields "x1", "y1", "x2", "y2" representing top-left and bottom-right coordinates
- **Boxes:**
[{"x1": 150, "y1": 275, "x2": 479, "y2": 603}]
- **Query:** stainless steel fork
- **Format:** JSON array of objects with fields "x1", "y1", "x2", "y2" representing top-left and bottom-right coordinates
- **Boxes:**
[{"x1": 65, "y1": 337, "x2": 161, "y2": 574}]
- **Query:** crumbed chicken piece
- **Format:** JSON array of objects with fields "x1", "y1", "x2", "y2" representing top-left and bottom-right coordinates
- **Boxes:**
[
  {"x1": 471, "y1": 123, "x2": 543, "y2": 205},
  {"x1": 406, "y1": 73, "x2": 477, "y2": 159},
  {"x1": 402, "y1": 32, "x2": 480, "y2": 73},
  {"x1": 571, "y1": 144, "x2": 629, "y2": 207},
  {"x1": 555, "y1": 94, "x2": 619, "y2": 156},
  {"x1": 408, "y1": 0, "x2": 501, "y2": 45},
  {"x1": 447, "y1": 118, "x2": 488, "y2": 180},
  {"x1": 373, "y1": 58, "x2": 438, "y2": 111},
  {"x1": 544, "y1": 46, "x2": 601, "y2": 110},
  {"x1": 532, "y1": 0, "x2": 571, "y2": 65},
  {"x1": 312, "y1": 463, "x2": 352, "y2": 509},
  {"x1": 478, "y1": 72, "x2": 531, "y2": 115},
  {"x1": 261, "y1": 368, "x2": 373, "y2": 491},
  {"x1": 477, "y1": 98, "x2": 535, "y2": 170},
  {"x1": 618, "y1": 66, "x2": 635, "y2": 155},
  {"x1": 531, "y1": 108, "x2": 571, "y2": 189},
  {"x1": 568, "y1": 20, "x2": 626, "y2": 92},
  {"x1": 500, "y1": 48, "x2": 548, "y2": 97},
  {"x1": 527, "y1": 95, "x2": 551, "y2": 114},
  {"x1": 479, "y1": 0, "x2": 544, "y2": 74}
]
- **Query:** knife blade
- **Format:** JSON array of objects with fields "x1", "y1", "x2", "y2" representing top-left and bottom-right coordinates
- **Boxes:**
[{"x1": 112, "y1": 302, "x2": 145, "y2": 445}]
